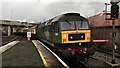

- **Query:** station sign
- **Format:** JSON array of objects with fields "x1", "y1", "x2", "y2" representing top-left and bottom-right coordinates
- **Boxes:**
[
  {"x1": 27, "y1": 32, "x2": 31, "y2": 37},
  {"x1": 27, "y1": 32, "x2": 31, "y2": 41}
]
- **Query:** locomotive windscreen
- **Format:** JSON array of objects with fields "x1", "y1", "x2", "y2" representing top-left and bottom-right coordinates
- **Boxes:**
[{"x1": 60, "y1": 21, "x2": 89, "y2": 30}]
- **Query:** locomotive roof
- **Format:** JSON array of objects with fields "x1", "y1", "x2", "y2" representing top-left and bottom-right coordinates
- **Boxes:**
[
  {"x1": 41, "y1": 13, "x2": 88, "y2": 26},
  {"x1": 53, "y1": 13, "x2": 87, "y2": 21},
  {"x1": 51, "y1": 13, "x2": 81, "y2": 22}
]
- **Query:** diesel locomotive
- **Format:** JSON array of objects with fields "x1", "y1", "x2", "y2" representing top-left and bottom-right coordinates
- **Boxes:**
[{"x1": 36, "y1": 13, "x2": 94, "y2": 62}]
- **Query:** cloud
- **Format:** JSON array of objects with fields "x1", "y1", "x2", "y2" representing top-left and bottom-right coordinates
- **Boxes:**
[
  {"x1": 43, "y1": 2, "x2": 105, "y2": 18},
  {"x1": 1, "y1": 1, "x2": 108, "y2": 22},
  {"x1": 0, "y1": 3, "x2": 1, "y2": 19},
  {"x1": 1, "y1": 0, "x2": 110, "y2": 2}
]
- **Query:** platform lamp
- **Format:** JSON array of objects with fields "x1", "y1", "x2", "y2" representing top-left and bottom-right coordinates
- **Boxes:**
[{"x1": 110, "y1": 0, "x2": 119, "y2": 64}]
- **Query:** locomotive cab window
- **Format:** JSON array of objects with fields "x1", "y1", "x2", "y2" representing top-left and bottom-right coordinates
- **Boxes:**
[
  {"x1": 50, "y1": 22, "x2": 59, "y2": 32},
  {"x1": 60, "y1": 20, "x2": 89, "y2": 30},
  {"x1": 76, "y1": 21, "x2": 89, "y2": 29},
  {"x1": 60, "y1": 21, "x2": 75, "y2": 30}
]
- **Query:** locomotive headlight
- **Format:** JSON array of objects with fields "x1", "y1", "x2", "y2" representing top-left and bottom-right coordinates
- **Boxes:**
[
  {"x1": 63, "y1": 34, "x2": 67, "y2": 38},
  {"x1": 86, "y1": 32, "x2": 90, "y2": 40},
  {"x1": 62, "y1": 34, "x2": 67, "y2": 42}
]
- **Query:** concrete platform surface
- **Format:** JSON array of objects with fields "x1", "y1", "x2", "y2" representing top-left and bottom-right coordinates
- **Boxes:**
[{"x1": 2, "y1": 40, "x2": 66, "y2": 68}]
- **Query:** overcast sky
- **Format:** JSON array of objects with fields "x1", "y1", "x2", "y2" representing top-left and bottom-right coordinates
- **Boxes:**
[{"x1": 0, "y1": 0, "x2": 113, "y2": 23}]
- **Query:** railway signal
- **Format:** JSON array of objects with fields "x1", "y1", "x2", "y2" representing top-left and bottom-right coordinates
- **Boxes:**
[
  {"x1": 111, "y1": 3, "x2": 119, "y2": 19},
  {"x1": 110, "y1": 0, "x2": 119, "y2": 64},
  {"x1": 104, "y1": 0, "x2": 119, "y2": 64}
]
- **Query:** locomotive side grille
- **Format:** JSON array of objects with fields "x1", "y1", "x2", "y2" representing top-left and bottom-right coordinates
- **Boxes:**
[{"x1": 68, "y1": 33, "x2": 85, "y2": 41}]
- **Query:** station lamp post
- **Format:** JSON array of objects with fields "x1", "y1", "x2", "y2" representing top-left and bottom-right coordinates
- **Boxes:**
[{"x1": 110, "y1": 0, "x2": 119, "y2": 64}]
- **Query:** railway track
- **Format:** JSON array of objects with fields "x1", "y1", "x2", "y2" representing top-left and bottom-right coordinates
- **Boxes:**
[
  {"x1": 96, "y1": 46, "x2": 120, "y2": 58},
  {"x1": 93, "y1": 50, "x2": 120, "y2": 64},
  {"x1": 87, "y1": 56, "x2": 111, "y2": 68},
  {"x1": 2, "y1": 35, "x2": 20, "y2": 46}
]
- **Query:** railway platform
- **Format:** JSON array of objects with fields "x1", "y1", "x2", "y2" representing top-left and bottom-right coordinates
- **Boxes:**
[
  {"x1": 1, "y1": 39, "x2": 66, "y2": 68},
  {"x1": 1, "y1": 36, "x2": 120, "y2": 68}
]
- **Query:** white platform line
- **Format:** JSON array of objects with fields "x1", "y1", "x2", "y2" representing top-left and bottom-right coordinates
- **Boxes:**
[
  {"x1": 36, "y1": 40, "x2": 69, "y2": 68},
  {"x1": 0, "y1": 41, "x2": 19, "y2": 54}
]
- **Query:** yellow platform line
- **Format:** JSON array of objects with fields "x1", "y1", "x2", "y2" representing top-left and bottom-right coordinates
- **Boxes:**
[{"x1": 32, "y1": 40, "x2": 48, "y2": 68}]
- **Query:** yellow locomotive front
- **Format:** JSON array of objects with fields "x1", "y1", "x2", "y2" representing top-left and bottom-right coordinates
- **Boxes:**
[
  {"x1": 58, "y1": 20, "x2": 92, "y2": 62},
  {"x1": 60, "y1": 20, "x2": 91, "y2": 45},
  {"x1": 62, "y1": 30, "x2": 91, "y2": 44}
]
